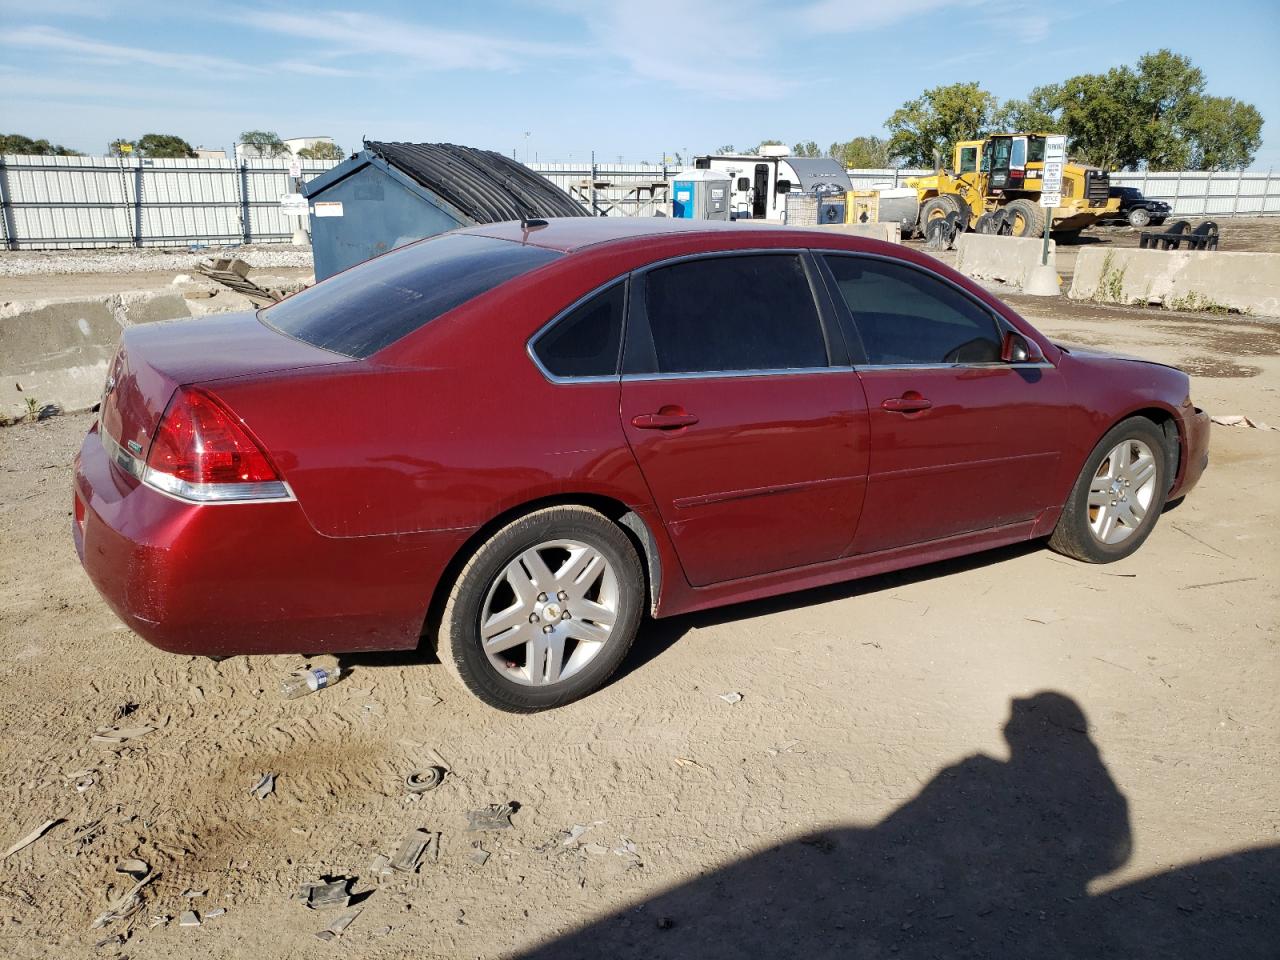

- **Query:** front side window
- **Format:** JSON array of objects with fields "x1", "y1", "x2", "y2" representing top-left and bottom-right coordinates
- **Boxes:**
[
  {"x1": 532, "y1": 282, "x2": 625, "y2": 379},
  {"x1": 638, "y1": 254, "x2": 828, "y2": 374},
  {"x1": 824, "y1": 256, "x2": 1003, "y2": 365},
  {"x1": 958, "y1": 147, "x2": 978, "y2": 173},
  {"x1": 261, "y1": 233, "x2": 561, "y2": 358}
]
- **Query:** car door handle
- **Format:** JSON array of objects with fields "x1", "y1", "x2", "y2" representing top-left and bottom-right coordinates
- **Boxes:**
[
  {"x1": 881, "y1": 395, "x2": 933, "y2": 413},
  {"x1": 631, "y1": 411, "x2": 699, "y2": 430}
]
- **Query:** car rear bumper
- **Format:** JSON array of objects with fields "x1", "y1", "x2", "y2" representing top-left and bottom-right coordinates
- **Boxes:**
[
  {"x1": 1170, "y1": 406, "x2": 1210, "y2": 500},
  {"x1": 73, "y1": 423, "x2": 469, "y2": 656}
]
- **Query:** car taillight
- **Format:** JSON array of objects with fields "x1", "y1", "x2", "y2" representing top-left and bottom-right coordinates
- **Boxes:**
[{"x1": 143, "y1": 387, "x2": 290, "y2": 502}]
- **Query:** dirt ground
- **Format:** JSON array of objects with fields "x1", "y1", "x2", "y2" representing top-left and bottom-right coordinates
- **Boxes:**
[{"x1": 1, "y1": 269, "x2": 1278, "y2": 958}]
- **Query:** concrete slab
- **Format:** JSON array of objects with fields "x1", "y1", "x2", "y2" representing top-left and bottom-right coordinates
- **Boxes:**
[
  {"x1": 811, "y1": 222, "x2": 902, "y2": 244},
  {"x1": 954, "y1": 234, "x2": 1058, "y2": 291},
  {"x1": 1068, "y1": 247, "x2": 1280, "y2": 317}
]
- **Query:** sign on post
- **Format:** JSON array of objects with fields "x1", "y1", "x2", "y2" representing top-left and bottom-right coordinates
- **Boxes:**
[
  {"x1": 1039, "y1": 135, "x2": 1067, "y2": 210},
  {"x1": 288, "y1": 159, "x2": 302, "y2": 179}
]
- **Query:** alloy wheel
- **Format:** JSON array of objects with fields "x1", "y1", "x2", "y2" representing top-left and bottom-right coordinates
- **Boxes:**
[
  {"x1": 1087, "y1": 439, "x2": 1158, "y2": 545},
  {"x1": 478, "y1": 539, "x2": 619, "y2": 686}
]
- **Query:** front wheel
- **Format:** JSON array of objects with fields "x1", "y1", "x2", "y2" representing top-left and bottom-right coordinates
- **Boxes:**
[
  {"x1": 1128, "y1": 207, "x2": 1152, "y2": 228},
  {"x1": 438, "y1": 506, "x2": 644, "y2": 712},
  {"x1": 1049, "y1": 418, "x2": 1170, "y2": 563}
]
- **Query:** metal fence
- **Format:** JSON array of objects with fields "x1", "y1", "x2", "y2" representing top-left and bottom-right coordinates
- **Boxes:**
[
  {"x1": 0, "y1": 155, "x2": 339, "y2": 250},
  {"x1": 841, "y1": 168, "x2": 1280, "y2": 218},
  {"x1": 2, "y1": 154, "x2": 1277, "y2": 250}
]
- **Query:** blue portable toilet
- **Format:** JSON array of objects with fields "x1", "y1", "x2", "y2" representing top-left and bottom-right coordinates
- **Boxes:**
[
  {"x1": 302, "y1": 141, "x2": 586, "y2": 281},
  {"x1": 671, "y1": 168, "x2": 732, "y2": 220}
]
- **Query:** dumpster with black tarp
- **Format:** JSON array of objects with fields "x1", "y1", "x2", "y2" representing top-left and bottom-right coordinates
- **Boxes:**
[{"x1": 302, "y1": 140, "x2": 586, "y2": 281}]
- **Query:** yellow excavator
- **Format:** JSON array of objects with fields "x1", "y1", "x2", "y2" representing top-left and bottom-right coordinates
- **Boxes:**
[{"x1": 907, "y1": 133, "x2": 1121, "y2": 239}]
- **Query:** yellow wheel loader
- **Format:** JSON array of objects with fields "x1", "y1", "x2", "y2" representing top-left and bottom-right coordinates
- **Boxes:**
[{"x1": 907, "y1": 134, "x2": 1121, "y2": 239}]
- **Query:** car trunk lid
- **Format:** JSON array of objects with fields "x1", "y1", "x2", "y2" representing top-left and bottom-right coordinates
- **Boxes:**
[{"x1": 99, "y1": 311, "x2": 351, "y2": 462}]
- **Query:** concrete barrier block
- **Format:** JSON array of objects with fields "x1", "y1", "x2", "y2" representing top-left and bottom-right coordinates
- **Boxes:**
[
  {"x1": 812, "y1": 222, "x2": 902, "y2": 244},
  {"x1": 1068, "y1": 248, "x2": 1280, "y2": 317},
  {"x1": 954, "y1": 234, "x2": 1057, "y2": 290},
  {"x1": 1, "y1": 287, "x2": 245, "y2": 420}
]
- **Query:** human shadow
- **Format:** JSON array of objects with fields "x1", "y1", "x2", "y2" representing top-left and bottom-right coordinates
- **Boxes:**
[{"x1": 515, "y1": 692, "x2": 1278, "y2": 959}]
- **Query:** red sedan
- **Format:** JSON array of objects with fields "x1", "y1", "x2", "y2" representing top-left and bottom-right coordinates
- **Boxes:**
[{"x1": 73, "y1": 218, "x2": 1209, "y2": 711}]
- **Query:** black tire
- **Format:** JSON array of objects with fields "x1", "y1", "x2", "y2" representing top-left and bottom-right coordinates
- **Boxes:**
[
  {"x1": 438, "y1": 506, "x2": 645, "y2": 712},
  {"x1": 1048, "y1": 417, "x2": 1170, "y2": 564},
  {"x1": 918, "y1": 196, "x2": 957, "y2": 235},
  {"x1": 1006, "y1": 198, "x2": 1045, "y2": 238},
  {"x1": 1128, "y1": 207, "x2": 1152, "y2": 228},
  {"x1": 975, "y1": 213, "x2": 998, "y2": 234}
]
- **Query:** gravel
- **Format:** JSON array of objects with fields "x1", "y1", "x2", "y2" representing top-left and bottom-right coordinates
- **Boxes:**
[{"x1": 0, "y1": 244, "x2": 315, "y2": 277}]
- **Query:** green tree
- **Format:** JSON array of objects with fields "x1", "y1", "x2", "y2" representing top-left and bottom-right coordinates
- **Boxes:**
[
  {"x1": 792, "y1": 140, "x2": 821, "y2": 158},
  {"x1": 828, "y1": 136, "x2": 892, "y2": 169},
  {"x1": 886, "y1": 82, "x2": 997, "y2": 166},
  {"x1": 296, "y1": 141, "x2": 343, "y2": 160},
  {"x1": 1184, "y1": 96, "x2": 1263, "y2": 171},
  {"x1": 135, "y1": 133, "x2": 196, "y2": 158},
  {"x1": 714, "y1": 144, "x2": 736, "y2": 155},
  {"x1": 993, "y1": 85, "x2": 1064, "y2": 134},
  {"x1": 239, "y1": 130, "x2": 289, "y2": 158},
  {"x1": 108, "y1": 138, "x2": 138, "y2": 157},
  {"x1": 0, "y1": 133, "x2": 81, "y2": 156}
]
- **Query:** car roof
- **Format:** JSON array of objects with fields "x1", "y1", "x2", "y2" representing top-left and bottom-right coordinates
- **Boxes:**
[{"x1": 463, "y1": 216, "x2": 825, "y2": 253}]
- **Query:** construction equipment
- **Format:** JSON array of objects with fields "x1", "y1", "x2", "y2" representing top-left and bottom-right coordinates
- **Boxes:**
[{"x1": 906, "y1": 134, "x2": 1121, "y2": 239}]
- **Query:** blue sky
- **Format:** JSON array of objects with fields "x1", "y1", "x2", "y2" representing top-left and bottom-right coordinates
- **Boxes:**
[{"x1": 1, "y1": 0, "x2": 1278, "y2": 168}]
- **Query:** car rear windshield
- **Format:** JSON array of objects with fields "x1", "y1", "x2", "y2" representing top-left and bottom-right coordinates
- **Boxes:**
[{"x1": 259, "y1": 233, "x2": 562, "y2": 358}]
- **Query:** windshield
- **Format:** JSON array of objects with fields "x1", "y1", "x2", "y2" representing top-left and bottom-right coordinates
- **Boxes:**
[{"x1": 260, "y1": 233, "x2": 562, "y2": 358}]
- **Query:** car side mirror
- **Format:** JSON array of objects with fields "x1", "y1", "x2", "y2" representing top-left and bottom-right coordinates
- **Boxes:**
[{"x1": 1001, "y1": 330, "x2": 1043, "y2": 364}]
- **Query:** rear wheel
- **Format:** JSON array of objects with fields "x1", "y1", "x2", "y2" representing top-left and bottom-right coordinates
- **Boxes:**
[
  {"x1": 1006, "y1": 198, "x2": 1045, "y2": 238},
  {"x1": 438, "y1": 506, "x2": 644, "y2": 712},
  {"x1": 1049, "y1": 417, "x2": 1170, "y2": 563}
]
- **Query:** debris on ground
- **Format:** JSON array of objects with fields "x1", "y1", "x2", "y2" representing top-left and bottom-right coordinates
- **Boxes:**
[
  {"x1": 466, "y1": 803, "x2": 517, "y2": 832},
  {"x1": 369, "y1": 854, "x2": 391, "y2": 878},
  {"x1": 673, "y1": 757, "x2": 701, "y2": 768},
  {"x1": 178, "y1": 910, "x2": 201, "y2": 927},
  {"x1": 248, "y1": 773, "x2": 276, "y2": 800},
  {"x1": 66, "y1": 768, "x2": 98, "y2": 792},
  {"x1": 3, "y1": 818, "x2": 63, "y2": 859},
  {"x1": 718, "y1": 692, "x2": 743, "y2": 704},
  {"x1": 613, "y1": 839, "x2": 642, "y2": 868},
  {"x1": 404, "y1": 767, "x2": 445, "y2": 793},
  {"x1": 94, "y1": 933, "x2": 125, "y2": 950},
  {"x1": 314, "y1": 906, "x2": 364, "y2": 942},
  {"x1": 149, "y1": 915, "x2": 171, "y2": 928},
  {"x1": 195, "y1": 257, "x2": 282, "y2": 306},
  {"x1": 768, "y1": 739, "x2": 806, "y2": 756},
  {"x1": 182, "y1": 888, "x2": 207, "y2": 899},
  {"x1": 468, "y1": 842, "x2": 490, "y2": 866},
  {"x1": 91, "y1": 725, "x2": 155, "y2": 745},
  {"x1": 115, "y1": 858, "x2": 150, "y2": 880},
  {"x1": 1210, "y1": 414, "x2": 1278, "y2": 431},
  {"x1": 561, "y1": 821, "x2": 605, "y2": 847},
  {"x1": 90, "y1": 872, "x2": 158, "y2": 928},
  {"x1": 388, "y1": 828, "x2": 437, "y2": 874},
  {"x1": 298, "y1": 877, "x2": 355, "y2": 910},
  {"x1": 280, "y1": 665, "x2": 343, "y2": 700},
  {"x1": 657, "y1": 916, "x2": 675, "y2": 930},
  {"x1": 205, "y1": 907, "x2": 226, "y2": 919}
]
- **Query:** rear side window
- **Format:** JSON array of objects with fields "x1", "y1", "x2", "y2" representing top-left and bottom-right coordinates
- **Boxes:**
[
  {"x1": 824, "y1": 256, "x2": 1002, "y2": 365},
  {"x1": 260, "y1": 234, "x2": 561, "y2": 358},
  {"x1": 638, "y1": 254, "x2": 827, "y2": 374},
  {"x1": 532, "y1": 282, "x2": 626, "y2": 379}
]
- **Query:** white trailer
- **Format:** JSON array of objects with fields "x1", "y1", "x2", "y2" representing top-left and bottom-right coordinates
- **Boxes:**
[{"x1": 692, "y1": 146, "x2": 853, "y2": 222}]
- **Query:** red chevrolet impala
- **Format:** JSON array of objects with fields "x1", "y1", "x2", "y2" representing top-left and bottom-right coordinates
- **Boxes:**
[{"x1": 73, "y1": 218, "x2": 1209, "y2": 711}]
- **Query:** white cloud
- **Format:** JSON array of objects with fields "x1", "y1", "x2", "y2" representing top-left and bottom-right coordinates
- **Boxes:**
[
  {"x1": 536, "y1": 0, "x2": 799, "y2": 100},
  {"x1": 3, "y1": 25, "x2": 261, "y2": 75},
  {"x1": 799, "y1": 0, "x2": 985, "y2": 32},
  {"x1": 235, "y1": 9, "x2": 580, "y2": 72}
]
